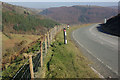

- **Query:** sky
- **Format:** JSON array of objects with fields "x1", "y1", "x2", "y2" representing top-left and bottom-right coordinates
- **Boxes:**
[
  {"x1": 7, "y1": 2, "x2": 118, "y2": 9},
  {"x1": 0, "y1": 0, "x2": 119, "y2": 2},
  {"x1": 0, "y1": 0, "x2": 119, "y2": 9}
]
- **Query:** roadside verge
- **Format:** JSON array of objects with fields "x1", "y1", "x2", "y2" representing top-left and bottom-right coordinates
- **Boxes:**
[{"x1": 41, "y1": 24, "x2": 99, "y2": 78}]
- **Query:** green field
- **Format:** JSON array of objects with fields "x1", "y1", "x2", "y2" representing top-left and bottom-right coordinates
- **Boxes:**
[{"x1": 40, "y1": 24, "x2": 99, "y2": 78}]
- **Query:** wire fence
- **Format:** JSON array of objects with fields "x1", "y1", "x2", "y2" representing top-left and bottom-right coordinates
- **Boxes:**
[
  {"x1": 12, "y1": 48, "x2": 43, "y2": 80},
  {"x1": 12, "y1": 59, "x2": 30, "y2": 80},
  {"x1": 11, "y1": 25, "x2": 65, "y2": 79},
  {"x1": 33, "y1": 52, "x2": 41, "y2": 72}
]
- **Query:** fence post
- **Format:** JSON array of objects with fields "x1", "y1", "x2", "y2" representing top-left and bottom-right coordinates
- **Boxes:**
[
  {"x1": 45, "y1": 34, "x2": 47, "y2": 54},
  {"x1": 59, "y1": 26, "x2": 61, "y2": 32},
  {"x1": 50, "y1": 30, "x2": 52, "y2": 43},
  {"x1": 40, "y1": 40, "x2": 43, "y2": 67},
  {"x1": 47, "y1": 32, "x2": 50, "y2": 48},
  {"x1": 54, "y1": 27, "x2": 55, "y2": 37},
  {"x1": 29, "y1": 55, "x2": 34, "y2": 79},
  {"x1": 55, "y1": 27, "x2": 56, "y2": 35}
]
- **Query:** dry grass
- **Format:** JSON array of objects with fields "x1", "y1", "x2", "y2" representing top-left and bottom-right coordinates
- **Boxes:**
[{"x1": 2, "y1": 33, "x2": 41, "y2": 53}]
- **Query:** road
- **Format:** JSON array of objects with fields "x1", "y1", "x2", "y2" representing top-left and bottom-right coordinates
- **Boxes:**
[{"x1": 72, "y1": 24, "x2": 118, "y2": 78}]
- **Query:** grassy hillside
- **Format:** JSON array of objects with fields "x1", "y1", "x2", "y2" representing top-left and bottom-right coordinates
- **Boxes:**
[
  {"x1": 99, "y1": 14, "x2": 120, "y2": 37},
  {"x1": 2, "y1": 2, "x2": 60, "y2": 35},
  {"x1": 2, "y1": 2, "x2": 60, "y2": 79},
  {"x1": 40, "y1": 5, "x2": 117, "y2": 24},
  {"x1": 2, "y1": 2, "x2": 60, "y2": 65},
  {"x1": 2, "y1": 33, "x2": 41, "y2": 56}
]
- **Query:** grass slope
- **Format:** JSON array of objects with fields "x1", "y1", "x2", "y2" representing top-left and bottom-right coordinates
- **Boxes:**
[
  {"x1": 43, "y1": 24, "x2": 99, "y2": 78},
  {"x1": 2, "y1": 2, "x2": 60, "y2": 78},
  {"x1": 2, "y1": 2, "x2": 60, "y2": 34},
  {"x1": 2, "y1": 33, "x2": 41, "y2": 79},
  {"x1": 2, "y1": 33, "x2": 41, "y2": 54}
]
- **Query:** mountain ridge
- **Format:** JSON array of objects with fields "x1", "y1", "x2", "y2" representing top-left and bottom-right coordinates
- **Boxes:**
[{"x1": 40, "y1": 5, "x2": 117, "y2": 24}]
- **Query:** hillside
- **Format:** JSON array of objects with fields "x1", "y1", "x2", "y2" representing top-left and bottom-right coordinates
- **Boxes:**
[
  {"x1": 40, "y1": 5, "x2": 117, "y2": 24},
  {"x1": 99, "y1": 14, "x2": 120, "y2": 37},
  {"x1": 108, "y1": 6, "x2": 118, "y2": 9},
  {"x1": 2, "y1": 2, "x2": 60, "y2": 79},
  {"x1": 2, "y1": 2, "x2": 60, "y2": 35}
]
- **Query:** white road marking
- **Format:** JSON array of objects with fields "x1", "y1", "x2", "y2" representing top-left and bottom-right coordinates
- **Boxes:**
[
  {"x1": 106, "y1": 65, "x2": 112, "y2": 70},
  {"x1": 97, "y1": 58, "x2": 102, "y2": 62},
  {"x1": 91, "y1": 66, "x2": 104, "y2": 78},
  {"x1": 89, "y1": 25, "x2": 118, "y2": 46},
  {"x1": 72, "y1": 31, "x2": 104, "y2": 78},
  {"x1": 72, "y1": 31, "x2": 118, "y2": 77}
]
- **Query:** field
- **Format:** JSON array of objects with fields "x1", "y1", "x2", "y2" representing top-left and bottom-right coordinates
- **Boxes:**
[
  {"x1": 2, "y1": 33, "x2": 41, "y2": 54},
  {"x1": 36, "y1": 24, "x2": 99, "y2": 78}
]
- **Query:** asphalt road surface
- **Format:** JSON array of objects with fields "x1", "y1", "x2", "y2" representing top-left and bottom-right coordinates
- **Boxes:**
[{"x1": 72, "y1": 24, "x2": 118, "y2": 78}]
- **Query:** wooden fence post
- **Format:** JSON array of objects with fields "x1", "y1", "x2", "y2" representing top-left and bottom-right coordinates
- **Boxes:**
[
  {"x1": 45, "y1": 34, "x2": 47, "y2": 54},
  {"x1": 40, "y1": 40, "x2": 43, "y2": 67},
  {"x1": 49, "y1": 31, "x2": 50, "y2": 44},
  {"x1": 53, "y1": 28, "x2": 54, "y2": 37},
  {"x1": 50, "y1": 30, "x2": 52, "y2": 43},
  {"x1": 55, "y1": 27, "x2": 56, "y2": 35},
  {"x1": 29, "y1": 55, "x2": 34, "y2": 79},
  {"x1": 47, "y1": 32, "x2": 50, "y2": 48},
  {"x1": 59, "y1": 26, "x2": 60, "y2": 32}
]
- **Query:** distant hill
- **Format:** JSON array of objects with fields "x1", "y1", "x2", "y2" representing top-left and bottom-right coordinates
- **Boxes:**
[
  {"x1": 40, "y1": 5, "x2": 117, "y2": 24},
  {"x1": 2, "y1": 2, "x2": 59, "y2": 35},
  {"x1": 99, "y1": 14, "x2": 120, "y2": 37},
  {"x1": 107, "y1": 6, "x2": 118, "y2": 9}
]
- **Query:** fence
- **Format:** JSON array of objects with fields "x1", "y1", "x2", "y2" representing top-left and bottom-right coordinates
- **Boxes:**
[{"x1": 12, "y1": 25, "x2": 64, "y2": 80}]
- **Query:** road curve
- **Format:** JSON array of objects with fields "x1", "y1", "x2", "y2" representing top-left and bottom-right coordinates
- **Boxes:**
[{"x1": 72, "y1": 24, "x2": 118, "y2": 78}]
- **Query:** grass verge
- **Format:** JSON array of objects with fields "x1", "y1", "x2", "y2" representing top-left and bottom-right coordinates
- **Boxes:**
[{"x1": 43, "y1": 24, "x2": 99, "y2": 78}]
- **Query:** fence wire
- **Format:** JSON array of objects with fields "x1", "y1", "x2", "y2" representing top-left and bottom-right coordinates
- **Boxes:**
[
  {"x1": 32, "y1": 53, "x2": 41, "y2": 72},
  {"x1": 12, "y1": 26, "x2": 63, "y2": 79},
  {"x1": 12, "y1": 43, "x2": 44, "y2": 79},
  {"x1": 12, "y1": 59, "x2": 30, "y2": 80}
]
